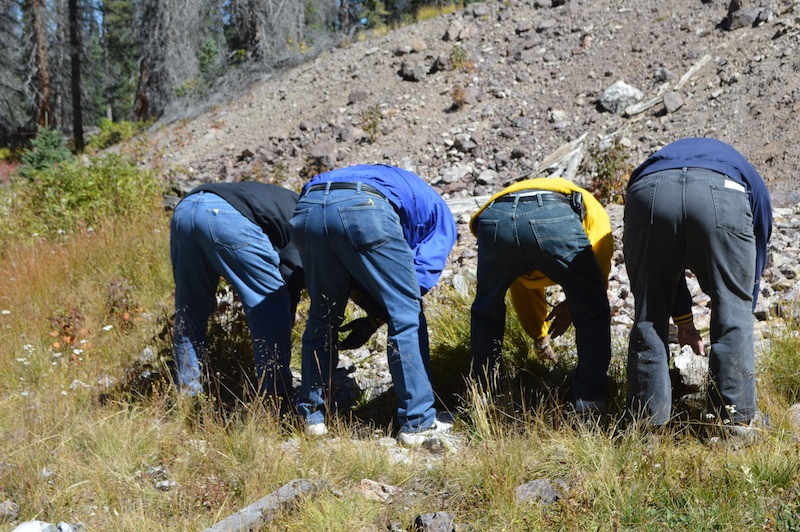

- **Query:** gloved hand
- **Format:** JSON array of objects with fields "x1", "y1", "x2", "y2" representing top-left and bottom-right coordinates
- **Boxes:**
[
  {"x1": 339, "y1": 316, "x2": 384, "y2": 350},
  {"x1": 545, "y1": 301, "x2": 572, "y2": 339}
]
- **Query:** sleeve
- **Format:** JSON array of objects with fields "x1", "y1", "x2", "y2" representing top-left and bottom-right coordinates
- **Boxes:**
[
  {"x1": 413, "y1": 199, "x2": 458, "y2": 294},
  {"x1": 671, "y1": 273, "x2": 693, "y2": 325},
  {"x1": 509, "y1": 280, "x2": 550, "y2": 340},
  {"x1": 750, "y1": 185, "x2": 773, "y2": 308}
]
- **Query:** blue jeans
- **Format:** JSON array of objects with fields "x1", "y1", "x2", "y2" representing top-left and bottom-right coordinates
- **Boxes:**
[
  {"x1": 470, "y1": 196, "x2": 611, "y2": 401},
  {"x1": 290, "y1": 185, "x2": 437, "y2": 433},
  {"x1": 624, "y1": 168, "x2": 757, "y2": 425},
  {"x1": 170, "y1": 192, "x2": 293, "y2": 396}
]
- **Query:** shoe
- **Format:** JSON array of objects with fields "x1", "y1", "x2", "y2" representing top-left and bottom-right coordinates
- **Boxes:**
[
  {"x1": 574, "y1": 398, "x2": 607, "y2": 416},
  {"x1": 723, "y1": 411, "x2": 769, "y2": 443},
  {"x1": 305, "y1": 422, "x2": 329, "y2": 437},
  {"x1": 397, "y1": 420, "x2": 452, "y2": 447}
]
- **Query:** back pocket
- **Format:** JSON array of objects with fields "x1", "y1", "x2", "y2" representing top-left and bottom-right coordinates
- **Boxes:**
[{"x1": 340, "y1": 205, "x2": 389, "y2": 251}]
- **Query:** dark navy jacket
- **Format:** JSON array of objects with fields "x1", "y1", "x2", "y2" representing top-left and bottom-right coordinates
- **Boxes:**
[
  {"x1": 187, "y1": 181, "x2": 304, "y2": 302},
  {"x1": 304, "y1": 165, "x2": 457, "y2": 294},
  {"x1": 629, "y1": 138, "x2": 773, "y2": 311}
]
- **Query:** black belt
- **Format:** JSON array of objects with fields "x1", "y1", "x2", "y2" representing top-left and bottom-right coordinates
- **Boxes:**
[
  {"x1": 494, "y1": 190, "x2": 571, "y2": 206},
  {"x1": 306, "y1": 181, "x2": 386, "y2": 200}
]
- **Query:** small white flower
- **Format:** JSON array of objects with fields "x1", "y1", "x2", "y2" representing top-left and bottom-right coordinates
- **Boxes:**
[
  {"x1": 21, "y1": 391, "x2": 29, "y2": 397},
  {"x1": 52, "y1": 352, "x2": 62, "y2": 358},
  {"x1": 1, "y1": 309, "x2": 10, "y2": 315},
  {"x1": 73, "y1": 348, "x2": 84, "y2": 355},
  {"x1": 102, "y1": 325, "x2": 114, "y2": 331},
  {"x1": 705, "y1": 413, "x2": 716, "y2": 420}
]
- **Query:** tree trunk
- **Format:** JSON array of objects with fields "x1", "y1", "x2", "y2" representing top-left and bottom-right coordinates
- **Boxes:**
[
  {"x1": 29, "y1": 0, "x2": 51, "y2": 126},
  {"x1": 69, "y1": 0, "x2": 83, "y2": 151}
]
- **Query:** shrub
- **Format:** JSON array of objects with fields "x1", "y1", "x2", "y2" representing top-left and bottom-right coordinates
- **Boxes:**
[
  {"x1": 360, "y1": 104, "x2": 383, "y2": 143},
  {"x1": 450, "y1": 45, "x2": 473, "y2": 71},
  {"x1": 451, "y1": 84, "x2": 468, "y2": 110},
  {"x1": 3, "y1": 153, "x2": 161, "y2": 240},
  {"x1": 18, "y1": 126, "x2": 73, "y2": 179},
  {"x1": 87, "y1": 118, "x2": 151, "y2": 152},
  {"x1": 589, "y1": 138, "x2": 631, "y2": 205}
]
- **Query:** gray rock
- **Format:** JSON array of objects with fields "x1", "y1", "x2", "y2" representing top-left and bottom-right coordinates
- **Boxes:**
[
  {"x1": 414, "y1": 511, "x2": 456, "y2": 531},
  {"x1": 347, "y1": 90, "x2": 370, "y2": 104},
  {"x1": 516, "y1": 478, "x2": 568, "y2": 505},
  {"x1": 204, "y1": 479, "x2": 319, "y2": 532},
  {"x1": 308, "y1": 141, "x2": 337, "y2": 168},
  {"x1": 477, "y1": 169, "x2": 498, "y2": 185},
  {"x1": 1, "y1": 499, "x2": 20, "y2": 521},
  {"x1": 536, "y1": 18, "x2": 558, "y2": 33},
  {"x1": 599, "y1": 80, "x2": 644, "y2": 113},
  {"x1": 788, "y1": 403, "x2": 800, "y2": 442},
  {"x1": 439, "y1": 163, "x2": 473, "y2": 184},
  {"x1": 443, "y1": 20, "x2": 464, "y2": 42},
  {"x1": 673, "y1": 346, "x2": 708, "y2": 392},
  {"x1": 399, "y1": 61, "x2": 428, "y2": 82},
  {"x1": 469, "y1": 3, "x2": 490, "y2": 17},
  {"x1": 663, "y1": 91, "x2": 684, "y2": 113}
]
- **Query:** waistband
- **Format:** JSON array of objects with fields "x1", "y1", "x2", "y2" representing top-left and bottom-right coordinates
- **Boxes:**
[
  {"x1": 493, "y1": 189, "x2": 571, "y2": 205},
  {"x1": 306, "y1": 181, "x2": 386, "y2": 200}
]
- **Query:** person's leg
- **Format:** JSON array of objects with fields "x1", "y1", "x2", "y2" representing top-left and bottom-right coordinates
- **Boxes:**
[
  {"x1": 198, "y1": 202, "x2": 294, "y2": 396},
  {"x1": 470, "y1": 202, "x2": 528, "y2": 389},
  {"x1": 517, "y1": 201, "x2": 610, "y2": 403},
  {"x1": 170, "y1": 194, "x2": 220, "y2": 395},
  {"x1": 290, "y1": 193, "x2": 351, "y2": 425},
  {"x1": 623, "y1": 173, "x2": 686, "y2": 425},
  {"x1": 327, "y1": 189, "x2": 437, "y2": 432},
  {"x1": 683, "y1": 172, "x2": 757, "y2": 423}
]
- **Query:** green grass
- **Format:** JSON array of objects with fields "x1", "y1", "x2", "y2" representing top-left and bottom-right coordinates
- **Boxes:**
[{"x1": 2, "y1": 164, "x2": 800, "y2": 529}]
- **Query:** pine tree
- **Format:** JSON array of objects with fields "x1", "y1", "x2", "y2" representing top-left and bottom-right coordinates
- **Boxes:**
[
  {"x1": 101, "y1": 0, "x2": 140, "y2": 121},
  {"x1": 0, "y1": 0, "x2": 27, "y2": 140}
]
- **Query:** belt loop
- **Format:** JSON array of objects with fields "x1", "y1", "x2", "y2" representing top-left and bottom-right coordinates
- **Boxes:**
[
  {"x1": 512, "y1": 195, "x2": 521, "y2": 208},
  {"x1": 324, "y1": 181, "x2": 332, "y2": 195},
  {"x1": 356, "y1": 181, "x2": 363, "y2": 193},
  {"x1": 536, "y1": 194, "x2": 543, "y2": 207}
]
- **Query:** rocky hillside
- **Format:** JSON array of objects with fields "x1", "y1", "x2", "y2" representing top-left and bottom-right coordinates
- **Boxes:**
[
  {"x1": 145, "y1": 0, "x2": 800, "y2": 207},
  {"x1": 128, "y1": 0, "x2": 800, "y2": 425}
]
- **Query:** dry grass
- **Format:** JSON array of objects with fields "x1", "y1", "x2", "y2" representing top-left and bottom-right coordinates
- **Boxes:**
[{"x1": 2, "y1": 205, "x2": 800, "y2": 530}]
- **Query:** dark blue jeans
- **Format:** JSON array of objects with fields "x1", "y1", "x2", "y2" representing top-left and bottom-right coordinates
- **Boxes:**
[
  {"x1": 290, "y1": 185, "x2": 438, "y2": 433},
  {"x1": 470, "y1": 196, "x2": 611, "y2": 401},
  {"x1": 170, "y1": 192, "x2": 293, "y2": 396},
  {"x1": 624, "y1": 168, "x2": 757, "y2": 425}
]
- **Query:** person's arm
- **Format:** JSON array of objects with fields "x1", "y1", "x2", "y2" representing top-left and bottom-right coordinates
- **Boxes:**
[
  {"x1": 671, "y1": 274, "x2": 705, "y2": 355},
  {"x1": 412, "y1": 200, "x2": 457, "y2": 294}
]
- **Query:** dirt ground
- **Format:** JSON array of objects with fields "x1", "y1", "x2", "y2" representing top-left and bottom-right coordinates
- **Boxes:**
[{"x1": 145, "y1": 0, "x2": 800, "y2": 206}]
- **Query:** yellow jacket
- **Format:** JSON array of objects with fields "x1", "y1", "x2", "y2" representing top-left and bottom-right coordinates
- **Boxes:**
[{"x1": 470, "y1": 177, "x2": 613, "y2": 340}]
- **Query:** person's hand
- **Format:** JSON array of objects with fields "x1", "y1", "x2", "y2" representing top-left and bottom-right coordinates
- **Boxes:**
[
  {"x1": 339, "y1": 316, "x2": 383, "y2": 350},
  {"x1": 545, "y1": 301, "x2": 572, "y2": 339},
  {"x1": 677, "y1": 322, "x2": 705, "y2": 356}
]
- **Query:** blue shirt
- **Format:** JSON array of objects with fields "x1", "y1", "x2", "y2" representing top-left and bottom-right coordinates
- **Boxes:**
[
  {"x1": 304, "y1": 165, "x2": 458, "y2": 293},
  {"x1": 630, "y1": 138, "x2": 773, "y2": 308}
]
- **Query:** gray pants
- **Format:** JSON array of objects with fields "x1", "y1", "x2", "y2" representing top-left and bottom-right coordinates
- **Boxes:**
[{"x1": 624, "y1": 167, "x2": 756, "y2": 425}]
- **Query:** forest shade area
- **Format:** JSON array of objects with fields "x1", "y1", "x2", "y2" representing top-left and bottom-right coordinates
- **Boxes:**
[{"x1": 0, "y1": 0, "x2": 463, "y2": 151}]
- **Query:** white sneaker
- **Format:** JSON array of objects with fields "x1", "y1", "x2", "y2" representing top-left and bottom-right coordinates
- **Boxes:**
[
  {"x1": 305, "y1": 422, "x2": 329, "y2": 437},
  {"x1": 397, "y1": 420, "x2": 452, "y2": 447}
]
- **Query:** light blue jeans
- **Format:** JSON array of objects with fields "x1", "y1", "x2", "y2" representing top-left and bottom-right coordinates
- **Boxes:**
[
  {"x1": 290, "y1": 185, "x2": 437, "y2": 433},
  {"x1": 471, "y1": 197, "x2": 611, "y2": 401},
  {"x1": 624, "y1": 168, "x2": 757, "y2": 425},
  {"x1": 170, "y1": 191, "x2": 293, "y2": 396}
]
